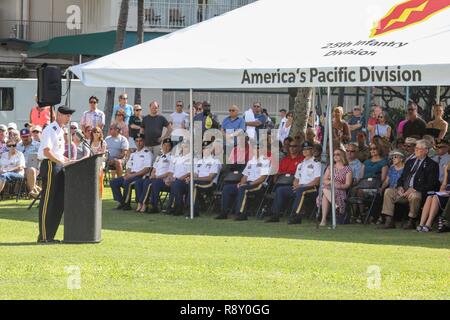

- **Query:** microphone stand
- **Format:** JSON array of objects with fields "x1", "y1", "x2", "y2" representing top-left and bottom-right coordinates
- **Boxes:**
[{"x1": 81, "y1": 139, "x2": 95, "y2": 157}]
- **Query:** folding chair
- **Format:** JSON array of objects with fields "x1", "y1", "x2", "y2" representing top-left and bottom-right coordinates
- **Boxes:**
[
  {"x1": 207, "y1": 170, "x2": 242, "y2": 214},
  {"x1": 256, "y1": 174, "x2": 294, "y2": 219},
  {"x1": 244, "y1": 175, "x2": 273, "y2": 218},
  {"x1": 346, "y1": 177, "x2": 381, "y2": 224}
]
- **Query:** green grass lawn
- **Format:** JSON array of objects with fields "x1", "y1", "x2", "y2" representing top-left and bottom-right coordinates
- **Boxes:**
[{"x1": 0, "y1": 189, "x2": 449, "y2": 300}]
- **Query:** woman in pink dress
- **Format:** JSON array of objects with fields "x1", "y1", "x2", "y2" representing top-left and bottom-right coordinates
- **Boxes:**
[{"x1": 319, "y1": 148, "x2": 353, "y2": 226}]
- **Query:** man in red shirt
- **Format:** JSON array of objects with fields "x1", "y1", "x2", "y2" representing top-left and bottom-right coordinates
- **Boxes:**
[{"x1": 278, "y1": 141, "x2": 304, "y2": 175}]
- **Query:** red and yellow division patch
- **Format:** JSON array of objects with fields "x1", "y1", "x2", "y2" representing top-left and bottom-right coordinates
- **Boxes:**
[{"x1": 371, "y1": 0, "x2": 450, "y2": 38}]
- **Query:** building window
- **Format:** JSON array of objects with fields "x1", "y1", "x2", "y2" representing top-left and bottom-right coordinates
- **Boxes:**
[{"x1": 0, "y1": 88, "x2": 14, "y2": 111}]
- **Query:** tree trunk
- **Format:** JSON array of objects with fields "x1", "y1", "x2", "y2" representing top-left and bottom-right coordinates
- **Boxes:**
[
  {"x1": 134, "y1": 0, "x2": 144, "y2": 105},
  {"x1": 103, "y1": 0, "x2": 130, "y2": 136},
  {"x1": 290, "y1": 88, "x2": 313, "y2": 140}
]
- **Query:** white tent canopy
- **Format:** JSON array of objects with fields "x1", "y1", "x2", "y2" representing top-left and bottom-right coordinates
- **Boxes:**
[{"x1": 70, "y1": 0, "x2": 450, "y2": 88}]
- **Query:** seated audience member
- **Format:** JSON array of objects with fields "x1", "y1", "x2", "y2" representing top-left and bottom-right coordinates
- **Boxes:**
[
  {"x1": 423, "y1": 135, "x2": 436, "y2": 157},
  {"x1": 438, "y1": 193, "x2": 450, "y2": 233},
  {"x1": 72, "y1": 130, "x2": 90, "y2": 160},
  {"x1": 403, "y1": 101, "x2": 426, "y2": 138},
  {"x1": 63, "y1": 128, "x2": 77, "y2": 160},
  {"x1": 277, "y1": 141, "x2": 304, "y2": 175},
  {"x1": 379, "y1": 139, "x2": 439, "y2": 229},
  {"x1": 30, "y1": 125, "x2": 42, "y2": 142},
  {"x1": 105, "y1": 124, "x2": 129, "y2": 177},
  {"x1": 217, "y1": 144, "x2": 272, "y2": 221},
  {"x1": 362, "y1": 143, "x2": 388, "y2": 181},
  {"x1": 346, "y1": 143, "x2": 364, "y2": 185},
  {"x1": 427, "y1": 103, "x2": 448, "y2": 140},
  {"x1": 356, "y1": 131, "x2": 370, "y2": 162},
  {"x1": 135, "y1": 138, "x2": 173, "y2": 213},
  {"x1": 305, "y1": 127, "x2": 320, "y2": 145},
  {"x1": 373, "y1": 135, "x2": 391, "y2": 157},
  {"x1": 187, "y1": 141, "x2": 222, "y2": 217},
  {"x1": 381, "y1": 149, "x2": 405, "y2": 193},
  {"x1": 280, "y1": 136, "x2": 294, "y2": 158},
  {"x1": 112, "y1": 109, "x2": 129, "y2": 139},
  {"x1": 417, "y1": 163, "x2": 450, "y2": 232},
  {"x1": 8, "y1": 129, "x2": 21, "y2": 144},
  {"x1": 351, "y1": 143, "x2": 388, "y2": 221},
  {"x1": 89, "y1": 127, "x2": 108, "y2": 155},
  {"x1": 17, "y1": 128, "x2": 41, "y2": 198},
  {"x1": 372, "y1": 111, "x2": 392, "y2": 142},
  {"x1": 166, "y1": 140, "x2": 191, "y2": 215},
  {"x1": 395, "y1": 137, "x2": 405, "y2": 153},
  {"x1": 0, "y1": 124, "x2": 7, "y2": 156},
  {"x1": 83, "y1": 125, "x2": 92, "y2": 142},
  {"x1": 110, "y1": 134, "x2": 152, "y2": 211},
  {"x1": 318, "y1": 148, "x2": 353, "y2": 226},
  {"x1": 312, "y1": 143, "x2": 323, "y2": 162},
  {"x1": 265, "y1": 141, "x2": 321, "y2": 224},
  {"x1": 228, "y1": 136, "x2": 253, "y2": 172},
  {"x1": 0, "y1": 138, "x2": 25, "y2": 194},
  {"x1": 432, "y1": 139, "x2": 450, "y2": 183},
  {"x1": 404, "y1": 137, "x2": 417, "y2": 162}
]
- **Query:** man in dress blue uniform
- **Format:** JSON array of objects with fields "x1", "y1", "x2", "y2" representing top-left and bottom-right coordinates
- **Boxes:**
[
  {"x1": 265, "y1": 141, "x2": 321, "y2": 224},
  {"x1": 37, "y1": 105, "x2": 75, "y2": 244},
  {"x1": 216, "y1": 144, "x2": 272, "y2": 220},
  {"x1": 134, "y1": 138, "x2": 173, "y2": 213},
  {"x1": 186, "y1": 140, "x2": 222, "y2": 217},
  {"x1": 110, "y1": 134, "x2": 152, "y2": 210}
]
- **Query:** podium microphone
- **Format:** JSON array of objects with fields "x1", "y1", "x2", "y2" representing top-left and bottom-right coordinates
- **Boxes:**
[{"x1": 74, "y1": 129, "x2": 95, "y2": 156}]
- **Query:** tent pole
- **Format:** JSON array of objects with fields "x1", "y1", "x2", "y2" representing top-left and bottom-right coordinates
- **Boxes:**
[
  {"x1": 365, "y1": 87, "x2": 371, "y2": 143},
  {"x1": 327, "y1": 87, "x2": 336, "y2": 229},
  {"x1": 190, "y1": 88, "x2": 194, "y2": 220},
  {"x1": 437, "y1": 86, "x2": 441, "y2": 104},
  {"x1": 405, "y1": 86, "x2": 410, "y2": 111},
  {"x1": 311, "y1": 88, "x2": 316, "y2": 128},
  {"x1": 317, "y1": 87, "x2": 328, "y2": 229}
]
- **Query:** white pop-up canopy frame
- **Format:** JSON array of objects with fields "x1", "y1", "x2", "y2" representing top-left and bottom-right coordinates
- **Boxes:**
[{"x1": 70, "y1": 0, "x2": 450, "y2": 226}]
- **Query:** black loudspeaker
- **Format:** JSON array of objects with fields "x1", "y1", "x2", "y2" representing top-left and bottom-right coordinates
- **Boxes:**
[{"x1": 37, "y1": 64, "x2": 61, "y2": 107}]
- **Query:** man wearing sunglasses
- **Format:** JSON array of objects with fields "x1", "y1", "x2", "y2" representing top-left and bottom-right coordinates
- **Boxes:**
[
  {"x1": 402, "y1": 101, "x2": 426, "y2": 139},
  {"x1": 81, "y1": 96, "x2": 105, "y2": 132},
  {"x1": 348, "y1": 106, "x2": 366, "y2": 142},
  {"x1": 221, "y1": 105, "x2": 245, "y2": 148}
]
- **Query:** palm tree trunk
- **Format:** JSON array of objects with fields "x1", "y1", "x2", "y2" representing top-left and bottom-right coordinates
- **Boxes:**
[
  {"x1": 290, "y1": 88, "x2": 313, "y2": 140},
  {"x1": 134, "y1": 0, "x2": 144, "y2": 105},
  {"x1": 103, "y1": 0, "x2": 130, "y2": 136}
]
